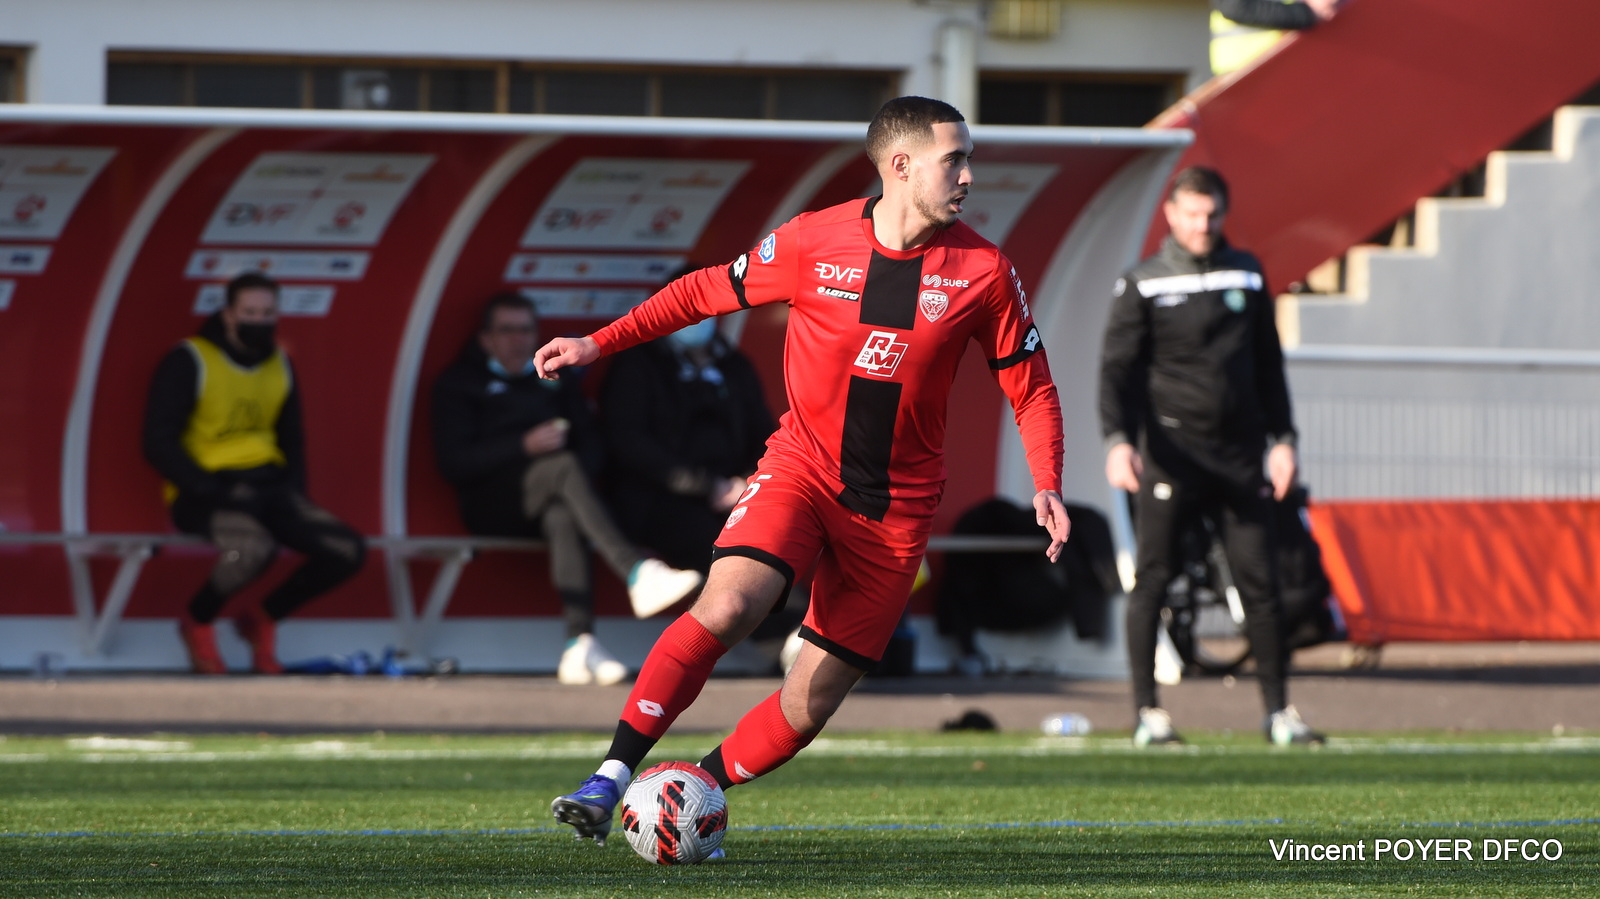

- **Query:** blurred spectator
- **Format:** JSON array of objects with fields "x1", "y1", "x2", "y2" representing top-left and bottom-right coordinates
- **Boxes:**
[
  {"x1": 599, "y1": 317, "x2": 776, "y2": 572},
  {"x1": 599, "y1": 314, "x2": 804, "y2": 669},
  {"x1": 430, "y1": 293, "x2": 703, "y2": 685},
  {"x1": 1211, "y1": 0, "x2": 1345, "y2": 76},
  {"x1": 143, "y1": 271, "x2": 367, "y2": 675}
]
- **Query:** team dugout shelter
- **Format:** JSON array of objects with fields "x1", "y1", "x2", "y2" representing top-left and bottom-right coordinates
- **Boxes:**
[{"x1": 0, "y1": 105, "x2": 1189, "y2": 674}]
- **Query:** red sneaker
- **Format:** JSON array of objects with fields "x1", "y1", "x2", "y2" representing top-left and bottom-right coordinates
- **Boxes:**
[
  {"x1": 177, "y1": 617, "x2": 227, "y2": 675},
  {"x1": 234, "y1": 606, "x2": 285, "y2": 675}
]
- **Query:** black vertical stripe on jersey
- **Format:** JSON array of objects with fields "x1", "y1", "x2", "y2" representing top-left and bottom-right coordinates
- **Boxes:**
[
  {"x1": 859, "y1": 252, "x2": 922, "y2": 329},
  {"x1": 837, "y1": 375, "x2": 901, "y2": 521},
  {"x1": 840, "y1": 248, "x2": 921, "y2": 519}
]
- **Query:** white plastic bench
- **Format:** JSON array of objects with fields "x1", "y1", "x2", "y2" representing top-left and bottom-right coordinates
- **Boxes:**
[{"x1": 0, "y1": 531, "x2": 1044, "y2": 657}]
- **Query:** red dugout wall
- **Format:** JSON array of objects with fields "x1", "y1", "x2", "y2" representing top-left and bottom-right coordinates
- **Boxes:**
[{"x1": 0, "y1": 107, "x2": 1187, "y2": 671}]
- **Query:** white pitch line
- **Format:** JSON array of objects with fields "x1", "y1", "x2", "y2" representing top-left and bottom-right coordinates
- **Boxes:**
[{"x1": 0, "y1": 737, "x2": 1597, "y2": 765}]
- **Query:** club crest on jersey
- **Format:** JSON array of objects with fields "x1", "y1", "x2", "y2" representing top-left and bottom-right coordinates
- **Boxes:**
[
  {"x1": 724, "y1": 506, "x2": 747, "y2": 529},
  {"x1": 854, "y1": 329, "x2": 909, "y2": 378},
  {"x1": 919, "y1": 289, "x2": 949, "y2": 323},
  {"x1": 1224, "y1": 288, "x2": 1246, "y2": 312},
  {"x1": 758, "y1": 232, "x2": 777, "y2": 264}
]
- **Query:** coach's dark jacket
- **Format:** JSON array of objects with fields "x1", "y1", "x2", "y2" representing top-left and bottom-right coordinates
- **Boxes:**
[{"x1": 1098, "y1": 235, "x2": 1295, "y2": 461}]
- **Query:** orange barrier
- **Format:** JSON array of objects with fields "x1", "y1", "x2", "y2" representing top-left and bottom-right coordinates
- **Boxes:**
[
  {"x1": 1307, "y1": 500, "x2": 1600, "y2": 644},
  {"x1": 1150, "y1": 0, "x2": 1600, "y2": 292}
]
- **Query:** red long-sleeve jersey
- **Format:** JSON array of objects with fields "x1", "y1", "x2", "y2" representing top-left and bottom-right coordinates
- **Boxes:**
[{"x1": 592, "y1": 196, "x2": 1063, "y2": 529}]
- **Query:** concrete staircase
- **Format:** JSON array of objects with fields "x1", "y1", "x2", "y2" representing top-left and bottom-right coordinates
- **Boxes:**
[
  {"x1": 1284, "y1": 105, "x2": 1600, "y2": 351},
  {"x1": 1277, "y1": 105, "x2": 1600, "y2": 501}
]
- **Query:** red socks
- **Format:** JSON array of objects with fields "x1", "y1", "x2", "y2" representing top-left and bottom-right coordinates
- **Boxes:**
[
  {"x1": 618, "y1": 614, "x2": 728, "y2": 740},
  {"x1": 714, "y1": 690, "x2": 815, "y2": 785}
]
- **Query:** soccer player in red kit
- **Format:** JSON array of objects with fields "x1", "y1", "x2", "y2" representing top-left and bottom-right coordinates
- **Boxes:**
[{"x1": 544, "y1": 96, "x2": 1070, "y2": 847}]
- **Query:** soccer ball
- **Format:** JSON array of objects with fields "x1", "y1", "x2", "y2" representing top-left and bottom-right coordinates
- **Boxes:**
[{"x1": 619, "y1": 761, "x2": 728, "y2": 864}]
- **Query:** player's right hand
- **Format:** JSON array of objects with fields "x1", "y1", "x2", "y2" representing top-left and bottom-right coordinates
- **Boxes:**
[
  {"x1": 1105, "y1": 442, "x2": 1143, "y2": 493},
  {"x1": 533, "y1": 336, "x2": 600, "y2": 379}
]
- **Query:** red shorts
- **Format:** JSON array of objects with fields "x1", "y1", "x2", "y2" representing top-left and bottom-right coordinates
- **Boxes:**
[{"x1": 712, "y1": 459, "x2": 928, "y2": 668}]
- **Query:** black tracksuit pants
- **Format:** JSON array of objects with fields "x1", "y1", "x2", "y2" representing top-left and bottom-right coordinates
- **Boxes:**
[
  {"x1": 1125, "y1": 426, "x2": 1288, "y2": 714},
  {"x1": 172, "y1": 468, "x2": 366, "y2": 623}
]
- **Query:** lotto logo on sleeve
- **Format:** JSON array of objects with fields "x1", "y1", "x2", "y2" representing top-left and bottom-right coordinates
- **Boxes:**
[{"x1": 854, "y1": 330, "x2": 909, "y2": 378}]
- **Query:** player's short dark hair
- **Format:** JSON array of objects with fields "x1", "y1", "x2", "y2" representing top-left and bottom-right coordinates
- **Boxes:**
[
  {"x1": 479, "y1": 291, "x2": 539, "y2": 333},
  {"x1": 865, "y1": 96, "x2": 966, "y2": 167},
  {"x1": 224, "y1": 271, "x2": 279, "y2": 307},
  {"x1": 1167, "y1": 166, "x2": 1230, "y2": 211}
]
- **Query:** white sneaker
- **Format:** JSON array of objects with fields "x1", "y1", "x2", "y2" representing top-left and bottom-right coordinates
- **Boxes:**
[
  {"x1": 627, "y1": 559, "x2": 704, "y2": 618},
  {"x1": 1133, "y1": 706, "x2": 1183, "y2": 747},
  {"x1": 558, "y1": 634, "x2": 628, "y2": 686},
  {"x1": 1267, "y1": 705, "x2": 1326, "y2": 746},
  {"x1": 778, "y1": 627, "x2": 804, "y2": 675},
  {"x1": 586, "y1": 636, "x2": 628, "y2": 686}
]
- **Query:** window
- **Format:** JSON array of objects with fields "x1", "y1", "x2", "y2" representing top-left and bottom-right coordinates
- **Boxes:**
[
  {"x1": 979, "y1": 73, "x2": 1184, "y2": 127},
  {"x1": 511, "y1": 67, "x2": 895, "y2": 121},
  {"x1": 109, "y1": 55, "x2": 502, "y2": 112},
  {"x1": 0, "y1": 48, "x2": 27, "y2": 103},
  {"x1": 107, "y1": 53, "x2": 895, "y2": 121}
]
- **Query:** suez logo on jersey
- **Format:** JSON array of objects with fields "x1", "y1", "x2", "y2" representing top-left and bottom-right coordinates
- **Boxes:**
[{"x1": 921, "y1": 273, "x2": 970, "y2": 289}]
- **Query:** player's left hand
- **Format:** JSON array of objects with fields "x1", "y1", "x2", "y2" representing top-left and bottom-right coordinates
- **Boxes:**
[
  {"x1": 1267, "y1": 443, "x2": 1298, "y2": 501},
  {"x1": 1033, "y1": 490, "x2": 1071, "y2": 563}
]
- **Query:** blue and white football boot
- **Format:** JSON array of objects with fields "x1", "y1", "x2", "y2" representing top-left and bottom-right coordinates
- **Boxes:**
[{"x1": 551, "y1": 774, "x2": 621, "y2": 846}]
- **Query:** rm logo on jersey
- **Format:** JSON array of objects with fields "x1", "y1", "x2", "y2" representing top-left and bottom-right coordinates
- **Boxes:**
[
  {"x1": 919, "y1": 289, "x2": 948, "y2": 323},
  {"x1": 854, "y1": 330, "x2": 909, "y2": 378},
  {"x1": 758, "y1": 232, "x2": 777, "y2": 264}
]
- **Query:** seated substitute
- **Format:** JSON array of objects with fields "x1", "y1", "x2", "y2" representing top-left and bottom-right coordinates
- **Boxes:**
[
  {"x1": 430, "y1": 293, "x2": 704, "y2": 686},
  {"x1": 143, "y1": 271, "x2": 367, "y2": 675},
  {"x1": 599, "y1": 316, "x2": 777, "y2": 574}
]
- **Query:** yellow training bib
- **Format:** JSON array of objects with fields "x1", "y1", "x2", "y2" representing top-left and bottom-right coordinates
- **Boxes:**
[
  {"x1": 1210, "y1": 9, "x2": 1287, "y2": 76},
  {"x1": 164, "y1": 336, "x2": 292, "y2": 502}
]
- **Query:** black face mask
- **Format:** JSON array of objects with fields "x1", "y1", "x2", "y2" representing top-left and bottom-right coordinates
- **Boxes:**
[{"x1": 235, "y1": 322, "x2": 277, "y2": 353}]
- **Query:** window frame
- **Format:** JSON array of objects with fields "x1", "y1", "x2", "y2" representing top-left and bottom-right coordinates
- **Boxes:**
[
  {"x1": 105, "y1": 51, "x2": 899, "y2": 121},
  {"x1": 978, "y1": 69, "x2": 1187, "y2": 127}
]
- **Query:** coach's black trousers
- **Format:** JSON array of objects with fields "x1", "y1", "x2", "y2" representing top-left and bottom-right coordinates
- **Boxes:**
[{"x1": 1124, "y1": 427, "x2": 1288, "y2": 715}]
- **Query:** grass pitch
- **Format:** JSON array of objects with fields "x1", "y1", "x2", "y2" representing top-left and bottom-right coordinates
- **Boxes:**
[{"x1": 0, "y1": 730, "x2": 1596, "y2": 897}]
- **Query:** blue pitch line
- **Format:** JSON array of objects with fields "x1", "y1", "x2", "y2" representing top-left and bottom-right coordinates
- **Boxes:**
[{"x1": 5, "y1": 817, "x2": 1599, "y2": 841}]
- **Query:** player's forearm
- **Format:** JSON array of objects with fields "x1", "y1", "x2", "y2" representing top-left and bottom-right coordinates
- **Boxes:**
[
  {"x1": 1009, "y1": 374, "x2": 1065, "y2": 495},
  {"x1": 592, "y1": 267, "x2": 743, "y2": 356}
]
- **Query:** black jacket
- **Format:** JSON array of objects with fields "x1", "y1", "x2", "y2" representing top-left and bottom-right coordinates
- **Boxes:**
[
  {"x1": 1099, "y1": 236, "x2": 1295, "y2": 455},
  {"x1": 599, "y1": 335, "x2": 775, "y2": 503},
  {"x1": 430, "y1": 344, "x2": 603, "y2": 535},
  {"x1": 1213, "y1": 0, "x2": 1319, "y2": 30},
  {"x1": 142, "y1": 313, "x2": 307, "y2": 500}
]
